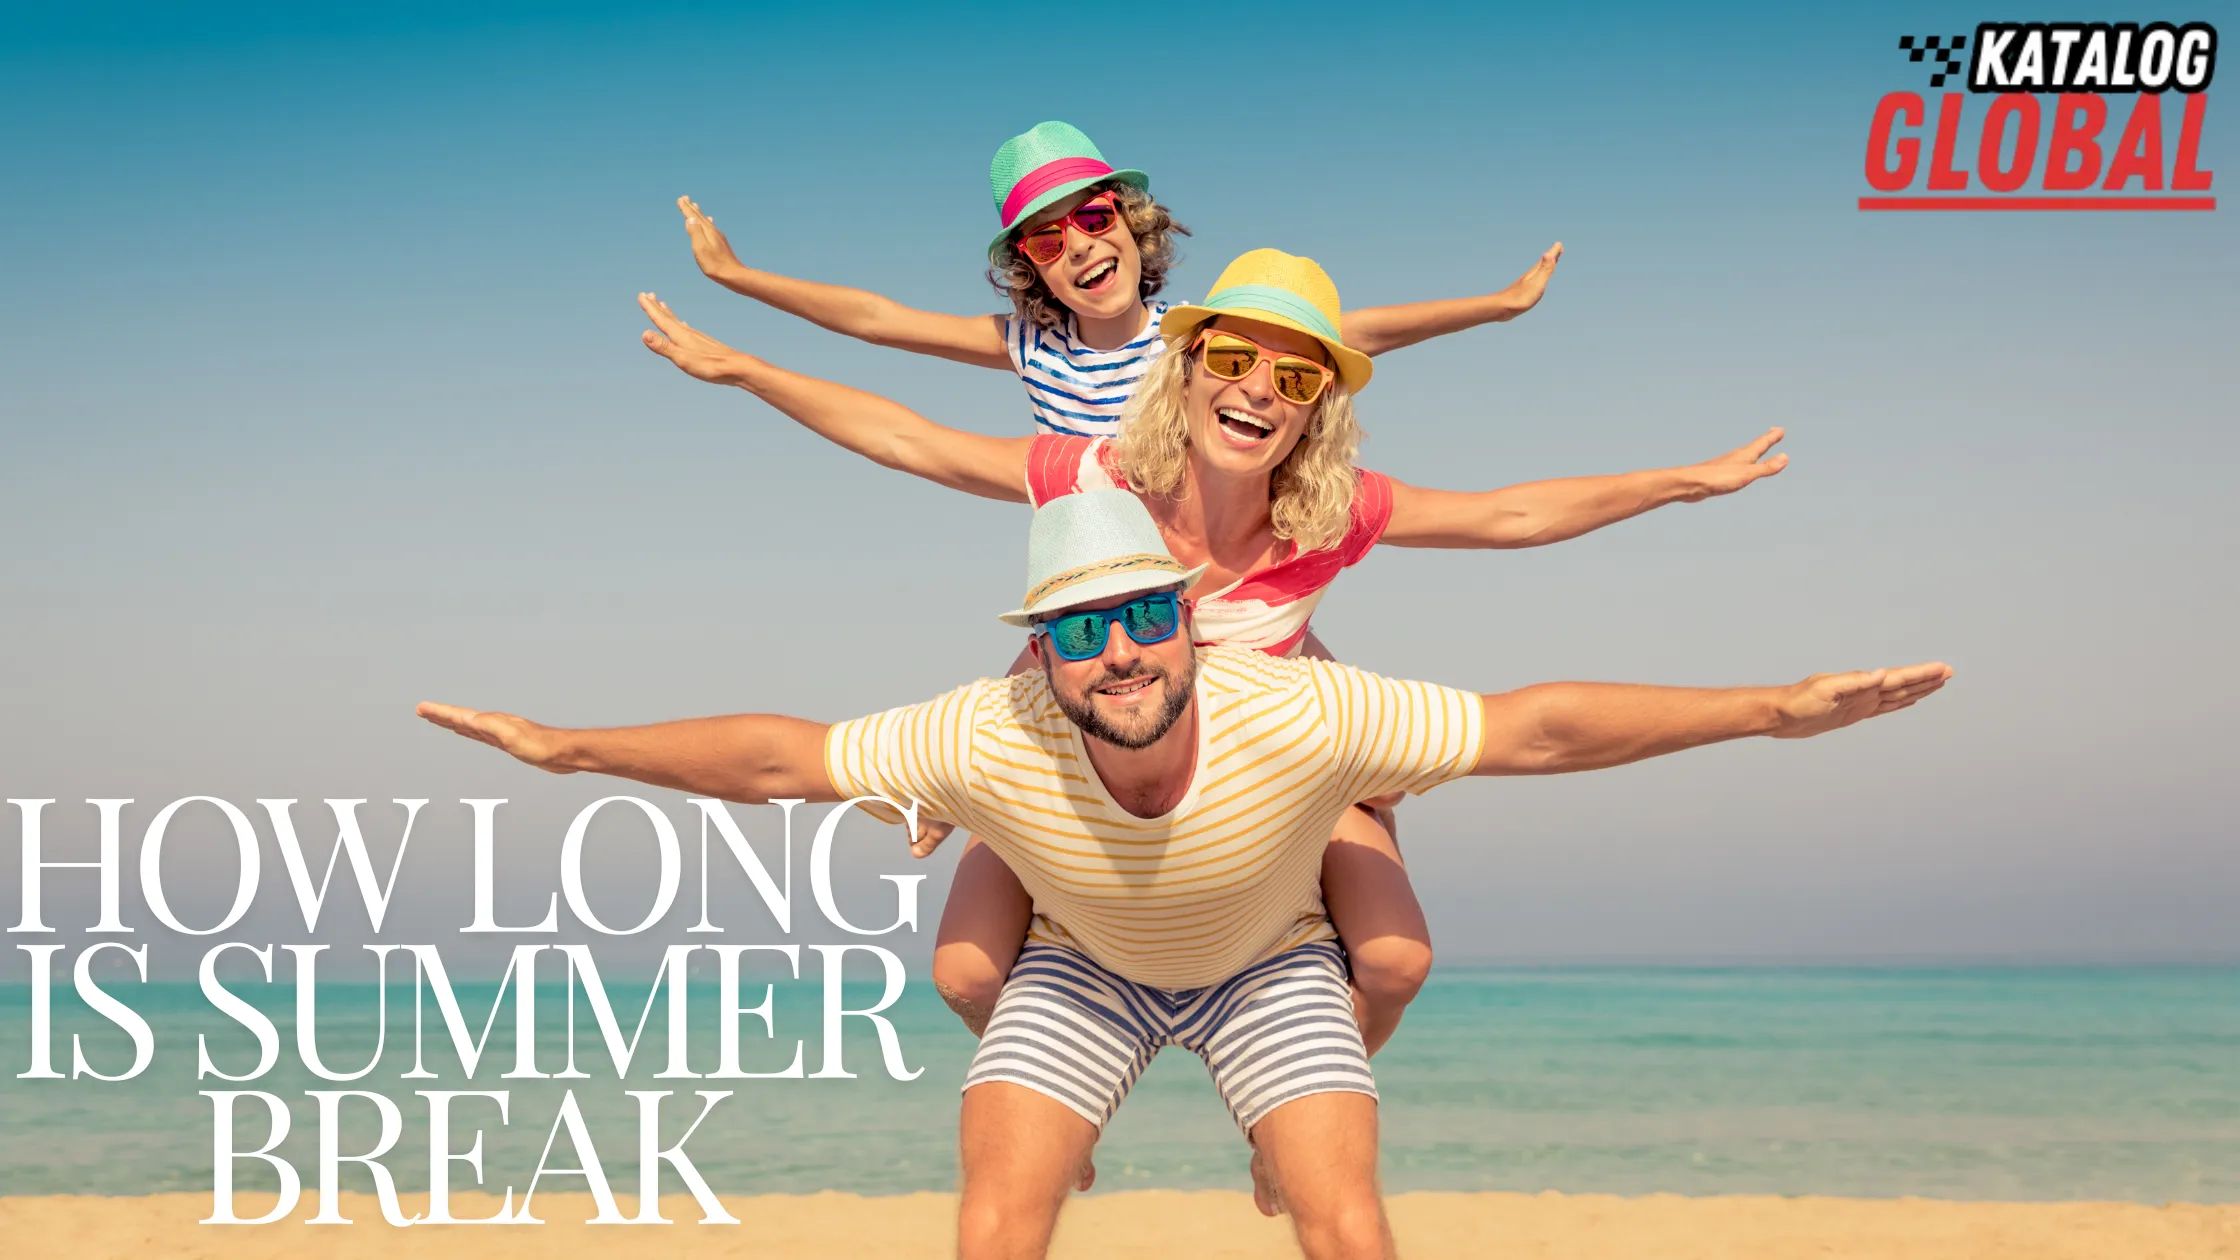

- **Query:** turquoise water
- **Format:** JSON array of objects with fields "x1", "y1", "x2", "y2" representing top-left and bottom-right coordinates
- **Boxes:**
[{"x1": 1, "y1": 969, "x2": 2233, "y2": 1201}]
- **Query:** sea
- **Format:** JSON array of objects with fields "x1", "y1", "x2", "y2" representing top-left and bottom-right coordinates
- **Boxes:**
[{"x1": 1, "y1": 967, "x2": 2234, "y2": 1202}]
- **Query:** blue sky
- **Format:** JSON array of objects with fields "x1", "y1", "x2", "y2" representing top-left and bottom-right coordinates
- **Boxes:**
[{"x1": 1, "y1": 1, "x2": 2234, "y2": 971}]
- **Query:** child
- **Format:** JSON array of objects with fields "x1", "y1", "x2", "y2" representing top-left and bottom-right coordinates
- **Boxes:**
[{"x1": 676, "y1": 120, "x2": 1562, "y2": 437}]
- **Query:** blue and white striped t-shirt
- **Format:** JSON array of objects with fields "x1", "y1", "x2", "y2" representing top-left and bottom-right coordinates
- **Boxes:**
[{"x1": 1004, "y1": 300, "x2": 1172, "y2": 437}]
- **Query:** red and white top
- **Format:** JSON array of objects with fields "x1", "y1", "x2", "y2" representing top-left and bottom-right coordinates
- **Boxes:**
[{"x1": 1024, "y1": 435, "x2": 1394, "y2": 656}]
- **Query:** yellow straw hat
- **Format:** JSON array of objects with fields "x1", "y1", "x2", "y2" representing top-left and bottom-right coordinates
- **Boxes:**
[{"x1": 1158, "y1": 248, "x2": 1373, "y2": 394}]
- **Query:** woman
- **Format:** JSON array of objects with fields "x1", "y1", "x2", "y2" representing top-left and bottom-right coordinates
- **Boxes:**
[
  {"x1": 675, "y1": 120, "x2": 1565, "y2": 437},
  {"x1": 635, "y1": 248, "x2": 1790, "y2": 1065}
]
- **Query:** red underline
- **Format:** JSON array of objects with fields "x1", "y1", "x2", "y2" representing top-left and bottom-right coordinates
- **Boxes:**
[{"x1": 1858, "y1": 196, "x2": 2216, "y2": 211}]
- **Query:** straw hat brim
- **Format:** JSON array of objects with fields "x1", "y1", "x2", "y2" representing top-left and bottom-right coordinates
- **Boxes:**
[
  {"x1": 997, "y1": 562, "x2": 1208, "y2": 629},
  {"x1": 1159, "y1": 304, "x2": 1373, "y2": 394},
  {"x1": 986, "y1": 168, "x2": 1150, "y2": 260}
]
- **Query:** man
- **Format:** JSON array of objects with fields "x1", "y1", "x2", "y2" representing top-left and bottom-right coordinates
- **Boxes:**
[{"x1": 419, "y1": 490, "x2": 1950, "y2": 1260}]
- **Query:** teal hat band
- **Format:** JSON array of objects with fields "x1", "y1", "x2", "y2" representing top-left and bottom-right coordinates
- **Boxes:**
[{"x1": 1198, "y1": 284, "x2": 1342, "y2": 343}]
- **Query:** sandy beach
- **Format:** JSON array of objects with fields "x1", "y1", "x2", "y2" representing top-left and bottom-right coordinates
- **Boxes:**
[{"x1": 2, "y1": 1190, "x2": 2234, "y2": 1259}]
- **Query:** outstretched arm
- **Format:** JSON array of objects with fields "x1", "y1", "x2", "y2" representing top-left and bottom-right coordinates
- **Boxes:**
[
  {"x1": 678, "y1": 196, "x2": 1012, "y2": 370},
  {"x1": 415, "y1": 702, "x2": 839, "y2": 804},
  {"x1": 1340, "y1": 242, "x2": 1563, "y2": 357},
  {"x1": 1473, "y1": 662, "x2": 1953, "y2": 776},
  {"x1": 1381, "y1": 428, "x2": 1788, "y2": 548},
  {"x1": 639, "y1": 293, "x2": 1033, "y2": 503}
]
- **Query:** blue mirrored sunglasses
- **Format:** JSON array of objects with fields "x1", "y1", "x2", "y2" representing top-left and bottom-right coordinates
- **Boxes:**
[{"x1": 1032, "y1": 591, "x2": 1182, "y2": 662}]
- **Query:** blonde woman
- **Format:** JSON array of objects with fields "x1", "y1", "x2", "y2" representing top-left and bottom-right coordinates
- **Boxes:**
[{"x1": 637, "y1": 250, "x2": 1788, "y2": 1067}]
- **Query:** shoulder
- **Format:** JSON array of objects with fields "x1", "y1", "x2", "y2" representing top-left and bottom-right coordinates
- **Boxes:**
[
  {"x1": 1198, "y1": 644, "x2": 1316, "y2": 695},
  {"x1": 1340, "y1": 467, "x2": 1396, "y2": 564},
  {"x1": 1026, "y1": 434, "x2": 1131, "y2": 504},
  {"x1": 863, "y1": 674, "x2": 1048, "y2": 753},
  {"x1": 1132, "y1": 302, "x2": 1174, "y2": 357},
  {"x1": 1296, "y1": 656, "x2": 1398, "y2": 713}
]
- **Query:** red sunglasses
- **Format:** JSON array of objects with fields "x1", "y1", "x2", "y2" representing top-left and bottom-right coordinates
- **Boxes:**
[{"x1": 1014, "y1": 192, "x2": 1123, "y2": 266}]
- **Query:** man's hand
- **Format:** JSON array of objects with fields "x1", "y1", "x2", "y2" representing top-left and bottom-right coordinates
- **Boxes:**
[
  {"x1": 640, "y1": 293, "x2": 751, "y2": 386},
  {"x1": 1674, "y1": 428, "x2": 1790, "y2": 501},
  {"x1": 1494, "y1": 242, "x2": 1564, "y2": 320},
  {"x1": 415, "y1": 702, "x2": 576, "y2": 773},
  {"x1": 1773, "y1": 662, "x2": 1953, "y2": 740},
  {"x1": 678, "y1": 196, "x2": 745, "y2": 284}
]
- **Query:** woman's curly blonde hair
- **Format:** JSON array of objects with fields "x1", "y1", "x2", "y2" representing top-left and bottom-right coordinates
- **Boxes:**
[
  {"x1": 1113, "y1": 333, "x2": 1365, "y2": 554},
  {"x1": 986, "y1": 181, "x2": 1189, "y2": 333}
]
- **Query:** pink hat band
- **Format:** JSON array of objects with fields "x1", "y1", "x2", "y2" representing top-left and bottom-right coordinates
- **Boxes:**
[{"x1": 999, "y1": 157, "x2": 1115, "y2": 226}]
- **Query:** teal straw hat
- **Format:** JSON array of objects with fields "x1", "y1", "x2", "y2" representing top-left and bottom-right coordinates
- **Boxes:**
[{"x1": 987, "y1": 121, "x2": 1148, "y2": 260}]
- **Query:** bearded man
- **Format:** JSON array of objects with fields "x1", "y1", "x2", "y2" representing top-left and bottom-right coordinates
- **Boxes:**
[{"x1": 420, "y1": 490, "x2": 1949, "y2": 1260}]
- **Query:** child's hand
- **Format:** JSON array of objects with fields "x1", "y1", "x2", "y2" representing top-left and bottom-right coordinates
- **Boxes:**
[
  {"x1": 639, "y1": 293, "x2": 749, "y2": 385},
  {"x1": 678, "y1": 196, "x2": 745, "y2": 282},
  {"x1": 1496, "y1": 242, "x2": 1564, "y2": 319}
]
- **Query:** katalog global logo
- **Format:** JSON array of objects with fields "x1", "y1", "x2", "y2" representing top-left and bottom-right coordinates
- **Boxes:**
[{"x1": 1862, "y1": 21, "x2": 2216, "y2": 210}]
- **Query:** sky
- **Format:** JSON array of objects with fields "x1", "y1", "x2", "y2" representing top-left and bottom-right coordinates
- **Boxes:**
[{"x1": 1, "y1": 1, "x2": 2234, "y2": 975}]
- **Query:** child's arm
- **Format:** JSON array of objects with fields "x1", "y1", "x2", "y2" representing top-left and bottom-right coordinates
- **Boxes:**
[
  {"x1": 679, "y1": 196, "x2": 1014, "y2": 371},
  {"x1": 1380, "y1": 428, "x2": 1786, "y2": 549},
  {"x1": 638, "y1": 293, "x2": 1033, "y2": 503},
  {"x1": 1340, "y1": 243, "x2": 1563, "y2": 357}
]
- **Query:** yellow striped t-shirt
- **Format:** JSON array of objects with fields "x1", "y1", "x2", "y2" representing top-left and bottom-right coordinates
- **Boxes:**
[{"x1": 823, "y1": 646, "x2": 1484, "y2": 990}]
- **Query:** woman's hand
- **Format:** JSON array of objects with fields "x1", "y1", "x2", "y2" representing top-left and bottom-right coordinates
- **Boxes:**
[
  {"x1": 679, "y1": 196, "x2": 745, "y2": 285},
  {"x1": 639, "y1": 293, "x2": 753, "y2": 386}
]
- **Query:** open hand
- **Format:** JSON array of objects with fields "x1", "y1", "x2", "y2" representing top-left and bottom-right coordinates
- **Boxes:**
[
  {"x1": 1678, "y1": 428, "x2": 1789, "y2": 500},
  {"x1": 1773, "y1": 662, "x2": 1953, "y2": 739},
  {"x1": 1495, "y1": 242, "x2": 1564, "y2": 319},
  {"x1": 639, "y1": 293, "x2": 749, "y2": 385},
  {"x1": 678, "y1": 196, "x2": 744, "y2": 283},
  {"x1": 415, "y1": 702, "x2": 576, "y2": 773}
]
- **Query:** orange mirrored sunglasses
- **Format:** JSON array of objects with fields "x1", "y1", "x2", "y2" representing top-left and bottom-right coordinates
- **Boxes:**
[{"x1": 1191, "y1": 330, "x2": 1335, "y2": 405}]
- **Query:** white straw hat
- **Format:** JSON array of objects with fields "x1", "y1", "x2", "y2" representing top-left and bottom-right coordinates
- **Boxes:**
[{"x1": 998, "y1": 490, "x2": 1208, "y2": 628}]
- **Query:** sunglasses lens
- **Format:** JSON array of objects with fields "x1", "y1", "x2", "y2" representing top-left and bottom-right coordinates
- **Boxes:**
[
  {"x1": 1019, "y1": 228, "x2": 1066, "y2": 265},
  {"x1": 1046, "y1": 614, "x2": 1108, "y2": 660},
  {"x1": 1200, "y1": 336, "x2": 1259, "y2": 380},
  {"x1": 1070, "y1": 202, "x2": 1119, "y2": 235},
  {"x1": 1272, "y1": 360, "x2": 1328, "y2": 405},
  {"x1": 1119, "y1": 595, "x2": 1178, "y2": 645}
]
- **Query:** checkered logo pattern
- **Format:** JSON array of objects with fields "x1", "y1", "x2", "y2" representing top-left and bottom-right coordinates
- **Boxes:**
[{"x1": 1898, "y1": 34, "x2": 1969, "y2": 87}]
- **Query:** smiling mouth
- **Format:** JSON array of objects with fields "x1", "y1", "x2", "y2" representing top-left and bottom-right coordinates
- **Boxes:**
[
  {"x1": 1074, "y1": 259, "x2": 1118, "y2": 291},
  {"x1": 1097, "y1": 676, "x2": 1157, "y2": 698},
  {"x1": 1216, "y1": 407, "x2": 1275, "y2": 443}
]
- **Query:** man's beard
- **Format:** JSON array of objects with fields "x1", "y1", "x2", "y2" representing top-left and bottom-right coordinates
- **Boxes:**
[{"x1": 1051, "y1": 655, "x2": 1197, "y2": 750}]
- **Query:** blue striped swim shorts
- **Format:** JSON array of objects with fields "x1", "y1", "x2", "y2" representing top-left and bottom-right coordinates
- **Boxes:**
[{"x1": 962, "y1": 939, "x2": 1376, "y2": 1133}]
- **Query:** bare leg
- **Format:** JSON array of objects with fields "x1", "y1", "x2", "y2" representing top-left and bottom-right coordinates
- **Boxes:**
[
  {"x1": 958, "y1": 1082, "x2": 1100, "y2": 1260},
  {"x1": 929, "y1": 639, "x2": 1047, "y2": 1032},
  {"x1": 931, "y1": 838, "x2": 1034, "y2": 1037},
  {"x1": 1250, "y1": 1092, "x2": 1393, "y2": 1260},
  {"x1": 1322, "y1": 805, "x2": 1433, "y2": 1056},
  {"x1": 933, "y1": 841, "x2": 1096, "y2": 1190}
]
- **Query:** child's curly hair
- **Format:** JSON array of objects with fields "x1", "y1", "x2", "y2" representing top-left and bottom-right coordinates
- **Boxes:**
[{"x1": 986, "y1": 181, "x2": 1189, "y2": 332}]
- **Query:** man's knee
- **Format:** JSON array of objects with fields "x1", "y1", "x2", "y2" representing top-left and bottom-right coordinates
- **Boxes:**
[
  {"x1": 1290, "y1": 1191, "x2": 1393, "y2": 1260},
  {"x1": 1350, "y1": 936, "x2": 1432, "y2": 1006},
  {"x1": 957, "y1": 1083, "x2": 1093, "y2": 1260},
  {"x1": 957, "y1": 1194, "x2": 1050, "y2": 1258}
]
